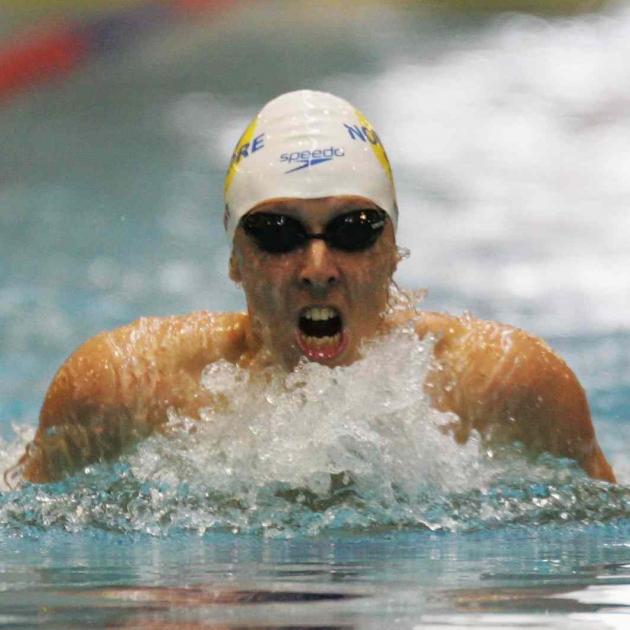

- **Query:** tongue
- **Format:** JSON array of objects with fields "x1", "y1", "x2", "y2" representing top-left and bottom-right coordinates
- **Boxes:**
[{"x1": 296, "y1": 330, "x2": 347, "y2": 362}]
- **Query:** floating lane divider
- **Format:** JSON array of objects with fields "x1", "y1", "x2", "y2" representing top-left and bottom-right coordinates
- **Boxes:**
[{"x1": 0, "y1": 0, "x2": 233, "y2": 101}]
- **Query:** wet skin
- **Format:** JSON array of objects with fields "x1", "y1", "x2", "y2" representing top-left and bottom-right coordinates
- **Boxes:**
[
  {"x1": 7, "y1": 197, "x2": 615, "y2": 484},
  {"x1": 229, "y1": 197, "x2": 398, "y2": 369}
]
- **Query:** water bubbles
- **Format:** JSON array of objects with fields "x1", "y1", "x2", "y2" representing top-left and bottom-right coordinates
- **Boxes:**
[
  {"x1": 386, "y1": 281, "x2": 427, "y2": 316},
  {"x1": 1, "y1": 329, "x2": 628, "y2": 536},
  {"x1": 201, "y1": 359, "x2": 247, "y2": 396}
]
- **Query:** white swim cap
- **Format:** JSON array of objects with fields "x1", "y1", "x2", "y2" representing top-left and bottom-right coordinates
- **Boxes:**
[{"x1": 223, "y1": 89, "x2": 398, "y2": 239}]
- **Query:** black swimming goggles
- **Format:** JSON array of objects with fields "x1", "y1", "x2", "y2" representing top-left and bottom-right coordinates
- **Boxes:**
[{"x1": 240, "y1": 208, "x2": 388, "y2": 254}]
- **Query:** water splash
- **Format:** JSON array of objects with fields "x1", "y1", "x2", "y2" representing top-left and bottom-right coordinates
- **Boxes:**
[
  {"x1": 1, "y1": 327, "x2": 628, "y2": 536},
  {"x1": 128, "y1": 326, "x2": 481, "y2": 518}
]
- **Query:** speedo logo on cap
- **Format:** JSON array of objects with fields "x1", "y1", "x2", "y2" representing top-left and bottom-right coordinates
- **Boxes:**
[{"x1": 280, "y1": 147, "x2": 345, "y2": 173}]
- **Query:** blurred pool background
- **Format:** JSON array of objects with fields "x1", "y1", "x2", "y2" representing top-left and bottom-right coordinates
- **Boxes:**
[{"x1": 2, "y1": 0, "x2": 630, "y2": 627}]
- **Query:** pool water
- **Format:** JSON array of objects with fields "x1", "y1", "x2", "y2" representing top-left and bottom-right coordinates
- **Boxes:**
[
  {"x1": 1, "y1": 1, "x2": 630, "y2": 627},
  {"x1": 1, "y1": 525, "x2": 630, "y2": 628}
]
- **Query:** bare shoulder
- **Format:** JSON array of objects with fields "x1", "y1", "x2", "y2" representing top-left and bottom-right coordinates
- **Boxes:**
[
  {"x1": 14, "y1": 311, "x2": 250, "y2": 483},
  {"x1": 99, "y1": 310, "x2": 251, "y2": 371},
  {"x1": 416, "y1": 310, "x2": 559, "y2": 374},
  {"x1": 42, "y1": 312, "x2": 244, "y2": 401},
  {"x1": 101, "y1": 310, "x2": 249, "y2": 355},
  {"x1": 417, "y1": 311, "x2": 582, "y2": 405},
  {"x1": 42, "y1": 310, "x2": 251, "y2": 421},
  {"x1": 414, "y1": 311, "x2": 615, "y2": 482}
]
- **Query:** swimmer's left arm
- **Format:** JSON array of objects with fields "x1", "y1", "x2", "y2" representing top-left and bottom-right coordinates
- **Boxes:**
[
  {"x1": 420, "y1": 313, "x2": 616, "y2": 482},
  {"x1": 493, "y1": 329, "x2": 615, "y2": 482}
]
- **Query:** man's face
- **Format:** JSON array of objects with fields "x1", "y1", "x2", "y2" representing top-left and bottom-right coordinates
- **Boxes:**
[{"x1": 230, "y1": 196, "x2": 398, "y2": 369}]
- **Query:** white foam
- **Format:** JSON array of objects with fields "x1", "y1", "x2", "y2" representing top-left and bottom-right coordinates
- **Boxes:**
[
  {"x1": 0, "y1": 424, "x2": 35, "y2": 492},
  {"x1": 128, "y1": 326, "x2": 491, "y2": 505}
]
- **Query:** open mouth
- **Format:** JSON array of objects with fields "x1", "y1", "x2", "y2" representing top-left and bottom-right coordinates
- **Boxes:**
[{"x1": 296, "y1": 306, "x2": 347, "y2": 362}]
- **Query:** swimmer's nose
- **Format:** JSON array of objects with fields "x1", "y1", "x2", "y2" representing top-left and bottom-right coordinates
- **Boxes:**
[{"x1": 298, "y1": 239, "x2": 340, "y2": 292}]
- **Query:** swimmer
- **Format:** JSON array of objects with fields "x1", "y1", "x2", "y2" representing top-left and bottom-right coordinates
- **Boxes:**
[{"x1": 8, "y1": 90, "x2": 615, "y2": 485}]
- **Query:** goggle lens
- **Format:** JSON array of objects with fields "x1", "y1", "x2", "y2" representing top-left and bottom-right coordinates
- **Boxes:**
[{"x1": 241, "y1": 209, "x2": 387, "y2": 254}]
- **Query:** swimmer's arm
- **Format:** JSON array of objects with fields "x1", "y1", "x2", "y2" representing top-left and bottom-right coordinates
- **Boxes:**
[
  {"x1": 490, "y1": 330, "x2": 615, "y2": 482},
  {"x1": 419, "y1": 313, "x2": 615, "y2": 483},
  {"x1": 11, "y1": 312, "x2": 248, "y2": 484}
]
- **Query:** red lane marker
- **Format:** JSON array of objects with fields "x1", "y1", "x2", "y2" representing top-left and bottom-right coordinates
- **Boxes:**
[
  {"x1": 0, "y1": 0, "x2": 235, "y2": 101},
  {"x1": 0, "y1": 24, "x2": 89, "y2": 99}
]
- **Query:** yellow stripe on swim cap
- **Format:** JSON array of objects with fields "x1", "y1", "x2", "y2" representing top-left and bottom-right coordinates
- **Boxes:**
[
  {"x1": 354, "y1": 108, "x2": 394, "y2": 186},
  {"x1": 224, "y1": 115, "x2": 259, "y2": 195}
]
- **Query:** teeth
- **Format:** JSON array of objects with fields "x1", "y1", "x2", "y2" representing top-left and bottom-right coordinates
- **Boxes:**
[
  {"x1": 303, "y1": 306, "x2": 337, "y2": 321},
  {"x1": 301, "y1": 333, "x2": 341, "y2": 346}
]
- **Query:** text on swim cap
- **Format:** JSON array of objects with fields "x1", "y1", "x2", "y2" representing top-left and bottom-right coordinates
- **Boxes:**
[
  {"x1": 344, "y1": 123, "x2": 382, "y2": 145},
  {"x1": 346, "y1": 113, "x2": 394, "y2": 185},
  {"x1": 229, "y1": 132, "x2": 265, "y2": 167}
]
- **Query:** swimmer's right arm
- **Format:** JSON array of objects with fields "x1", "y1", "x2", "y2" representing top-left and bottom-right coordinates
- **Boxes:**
[
  {"x1": 417, "y1": 312, "x2": 615, "y2": 483},
  {"x1": 9, "y1": 312, "x2": 249, "y2": 484}
]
